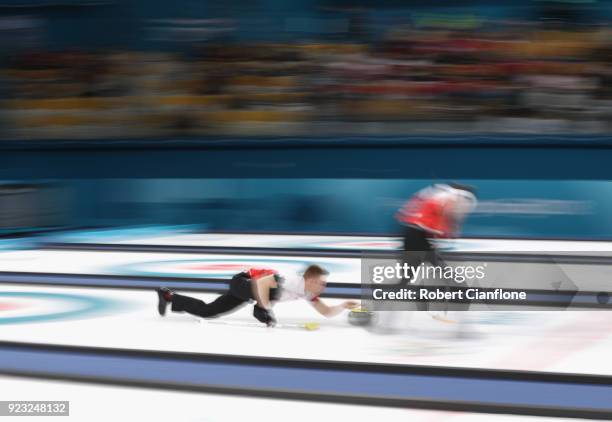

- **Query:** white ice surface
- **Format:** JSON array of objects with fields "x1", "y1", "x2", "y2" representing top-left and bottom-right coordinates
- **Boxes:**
[{"x1": 0, "y1": 285, "x2": 610, "y2": 376}]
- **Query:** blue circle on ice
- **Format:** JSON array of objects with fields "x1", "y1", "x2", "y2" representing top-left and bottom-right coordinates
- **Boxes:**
[{"x1": 0, "y1": 291, "x2": 122, "y2": 325}]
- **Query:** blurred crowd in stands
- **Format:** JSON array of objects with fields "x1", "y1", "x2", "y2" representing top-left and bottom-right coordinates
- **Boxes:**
[{"x1": 3, "y1": 19, "x2": 612, "y2": 139}]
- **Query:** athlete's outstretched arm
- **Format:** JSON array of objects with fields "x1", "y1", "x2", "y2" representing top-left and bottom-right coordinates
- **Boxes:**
[
  {"x1": 253, "y1": 275, "x2": 277, "y2": 310},
  {"x1": 311, "y1": 299, "x2": 358, "y2": 317}
]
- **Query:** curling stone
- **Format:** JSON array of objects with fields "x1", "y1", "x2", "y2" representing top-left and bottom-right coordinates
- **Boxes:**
[{"x1": 348, "y1": 308, "x2": 374, "y2": 326}]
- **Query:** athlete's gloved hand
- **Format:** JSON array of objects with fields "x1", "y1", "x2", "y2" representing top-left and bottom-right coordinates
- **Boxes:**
[{"x1": 253, "y1": 305, "x2": 276, "y2": 327}]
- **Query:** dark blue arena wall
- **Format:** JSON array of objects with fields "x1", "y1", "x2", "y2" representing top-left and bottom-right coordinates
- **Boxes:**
[
  {"x1": 2, "y1": 0, "x2": 611, "y2": 50},
  {"x1": 43, "y1": 178, "x2": 607, "y2": 239},
  {"x1": 1, "y1": 136, "x2": 612, "y2": 238},
  {"x1": 2, "y1": 135, "x2": 612, "y2": 180}
]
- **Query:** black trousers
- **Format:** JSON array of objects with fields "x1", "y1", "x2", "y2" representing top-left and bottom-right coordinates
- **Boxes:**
[
  {"x1": 171, "y1": 273, "x2": 254, "y2": 318},
  {"x1": 400, "y1": 225, "x2": 446, "y2": 311},
  {"x1": 401, "y1": 225, "x2": 471, "y2": 312},
  {"x1": 400, "y1": 225, "x2": 444, "y2": 284}
]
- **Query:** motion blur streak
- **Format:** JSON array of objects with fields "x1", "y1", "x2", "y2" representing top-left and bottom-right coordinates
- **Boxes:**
[{"x1": 1, "y1": 0, "x2": 612, "y2": 139}]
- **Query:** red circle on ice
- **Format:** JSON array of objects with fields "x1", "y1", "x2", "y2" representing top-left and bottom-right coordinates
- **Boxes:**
[
  {"x1": 185, "y1": 263, "x2": 247, "y2": 271},
  {"x1": 0, "y1": 302, "x2": 24, "y2": 312}
]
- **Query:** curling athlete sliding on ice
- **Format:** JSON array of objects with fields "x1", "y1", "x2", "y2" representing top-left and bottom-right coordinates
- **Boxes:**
[{"x1": 156, "y1": 264, "x2": 358, "y2": 326}]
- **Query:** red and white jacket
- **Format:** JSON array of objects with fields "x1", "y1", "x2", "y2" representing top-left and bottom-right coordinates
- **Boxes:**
[
  {"x1": 396, "y1": 184, "x2": 477, "y2": 238},
  {"x1": 246, "y1": 267, "x2": 319, "y2": 302},
  {"x1": 247, "y1": 268, "x2": 277, "y2": 280}
]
